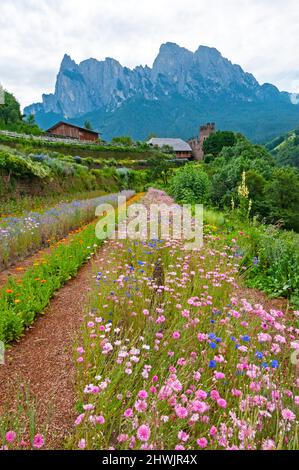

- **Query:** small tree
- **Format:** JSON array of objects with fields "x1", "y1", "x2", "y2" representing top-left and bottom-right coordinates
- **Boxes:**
[
  {"x1": 25, "y1": 114, "x2": 36, "y2": 127},
  {"x1": 148, "y1": 153, "x2": 173, "y2": 186},
  {"x1": 84, "y1": 120, "x2": 93, "y2": 130},
  {"x1": 203, "y1": 131, "x2": 236, "y2": 157}
]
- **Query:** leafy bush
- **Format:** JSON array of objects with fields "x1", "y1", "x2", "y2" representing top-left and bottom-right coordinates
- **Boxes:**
[
  {"x1": 239, "y1": 225, "x2": 299, "y2": 306},
  {"x1": 170, "y1": 164, "x2": 210, "y2": 204},
  {"x1": 0, "y1": 151, "x2": 51, "y2": 178},
  {"x1": 203, "y1": 131, "x2": 236, "y2": 157}
]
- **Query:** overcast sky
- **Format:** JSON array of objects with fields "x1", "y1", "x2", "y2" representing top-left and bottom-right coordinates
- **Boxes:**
[{"x1": 1, "y1": 0, "x2": 299, "y2": 109}]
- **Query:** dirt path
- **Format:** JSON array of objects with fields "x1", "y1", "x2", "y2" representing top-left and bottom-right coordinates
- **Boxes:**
[{"x1": 0, "y1": 252, "x2": 97, "y2": 448}]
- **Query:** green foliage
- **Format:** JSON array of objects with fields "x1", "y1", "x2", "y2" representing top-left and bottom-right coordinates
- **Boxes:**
[
  {"x1": 239, "y1": 224, "x2": 299, "y2": 307},
  {"x1": 265, "y1": 167, "x2": 299, "y2": 231},
  {"x1": 0, "y1": 147, "x2": 122, "y2": 201},
  {"x1": 0, "y1": 91, "x2": 42, "y2": 135},
  {"x1": 274, "y1": 139, "x2": 299, "y2": 168},
  {"x1": 205, "y1": 135, "x2": 299, "y2": 231},
  {"x1": 203, "y1": 131, "x2": 236, "y2": 157},
  {"x1": 0, "y1": 91, "x2": 22, "y2": 125},
  {"x1": 170, "y1": 164, "x2": 210, "y2": 204},
  {"x1": 147, "y1": 153, "x2": 173, "y2": 185},
  {"x1": 111, "y1": 135, "x2": 133, "y2": 146},
  {"x1": 0, "y1": 151, "x2": 51, "y2": 178}
]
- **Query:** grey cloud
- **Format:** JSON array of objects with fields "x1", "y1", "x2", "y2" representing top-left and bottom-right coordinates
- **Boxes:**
[{"x1": 0, "y1": 0, "x2": 298, "y2": 107}]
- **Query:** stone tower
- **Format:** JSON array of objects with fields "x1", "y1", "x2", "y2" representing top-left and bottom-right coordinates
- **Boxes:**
[{"x1": 189, "y1": 122, "x2": 216, "y2": 160}]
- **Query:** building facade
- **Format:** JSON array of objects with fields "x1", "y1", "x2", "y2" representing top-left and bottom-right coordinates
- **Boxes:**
[
  {"x1": 189, "y1": 123, "x2": 216, "y2": 160},
  {"x1": 46, "y1": 122, "x2": 99, "y2": 141},
  {"x1": 147, "y1": 137, "x2": 192, "y2": 159}
]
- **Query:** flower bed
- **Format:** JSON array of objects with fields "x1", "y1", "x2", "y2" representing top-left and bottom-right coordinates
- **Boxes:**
[
  {"x1": 0, "y1": 191, "x2": 135, "y2": 343},
  {"x1": 71, "y1": 189, "x2": 298, "y2": 450},
  {"x1": 0, "y1": 191, "x2": 135, "y2": 271}
]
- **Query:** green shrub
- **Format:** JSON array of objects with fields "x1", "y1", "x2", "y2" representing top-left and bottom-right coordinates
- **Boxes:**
[
  {"x1": 170, "y1": 164, "x2": 210, "y2": 204},
  {"x1": 0, "y1": 151, "x2": 51, "y2": 178}
]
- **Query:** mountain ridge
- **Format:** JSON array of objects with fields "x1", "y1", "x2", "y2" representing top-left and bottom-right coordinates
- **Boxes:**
[{"x1": 24, "y1": 42, "x2": 299, "y2": 142}]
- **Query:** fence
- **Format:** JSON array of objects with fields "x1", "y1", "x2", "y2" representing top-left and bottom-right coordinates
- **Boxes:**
[{"x1": 0, "y1": 129, "x2": 100, "y2": 146}]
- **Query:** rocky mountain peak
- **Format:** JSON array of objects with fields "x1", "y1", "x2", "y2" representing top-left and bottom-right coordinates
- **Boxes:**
[{"x1": 24, "y1": 42, "x2": 298, "y2": 141}]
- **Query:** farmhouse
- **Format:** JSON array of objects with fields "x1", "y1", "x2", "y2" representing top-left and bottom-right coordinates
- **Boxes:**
[
  {"x1": 46, "y1": 121, "x2": 99, "y2": 141},
  {"x1": 147, "y1": 137, "x2": 192, "y2": 159}
]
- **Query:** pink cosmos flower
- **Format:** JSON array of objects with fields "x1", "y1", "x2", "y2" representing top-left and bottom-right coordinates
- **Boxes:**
[
  {"x1": 135, "y1": 400, "x2": 147, "y2": 412},
  {"x1": 117, "y1": 434, "x2": 129, "y2": 443},
  {"x1": 78, "y1": 439, "x2": 86, "y2": 449},
  {"x1": 75, "y1": 413, "x2": 85, "y2": 426},
  {"x1": 124, "y1": 408, "x2": 134, "y2": 418},
  {"x1": 210, "y1": 390, "x2": 220, "y2": 400},
  {"x1": 231, "y1": 389, "x2": 242, "y2": 397},
  {"x1": 194, "y1": 371, "x2": 202, "y2": 381},
  {"x1": 197, "y1": 437, "x2": 208, "y2": 448},
  {"x1": 5, "y1": 431, "x2": 16, "y2": 443},
  {"x1": 282, "y1": 409, "x2": 296, "y2": 421},
  {"x1": 214, "y1": 372, "x2": 225, "y2": 380},
  {"x1": 33, "y1": 434, "x2": 45, "y2": 449},
  {"x1": 175, "y1": 445, "x2": 185, "y2": 450},
  {"x1": 210, "y1": 426, "x2": 217, "y2": 437},
  {"x1": 217, "y1": 398, "x2": 227, "y2": 409},
  {"x1": 175, "y1": 405, "x2": 189, "y2": 419},
  {"x1": 137, "y1": 424, "x2": 151, "y2": 442},
  {"x1": 177, "y1": 358, "x2": 186, "y2": 366},
  {"x1": 173, "y1": 332, "x2": 181, "y2": 339},
  {"x1": 95, "y1": 415, "x2": 105, "y2": 424},
  {"x1": 178, "y1": 431, "x2": 189, "y2": 442},
  {"x1": 262, "y1": 439, "x2": 276, "y2": 450},
  {"x1": 138, "y1": 390, "x2": 148, "y2": 399}
]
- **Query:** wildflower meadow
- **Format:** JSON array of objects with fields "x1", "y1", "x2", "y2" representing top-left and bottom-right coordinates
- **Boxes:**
[{"x1": 68, "y1": 190, "x2": 299, "y2": 451}]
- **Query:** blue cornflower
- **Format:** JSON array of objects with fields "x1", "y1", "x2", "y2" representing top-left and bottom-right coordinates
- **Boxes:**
[
  {"x1": 209, "y1": 360, "x2": 217, "y2": 369},
  {"x1": 271, "y1": 360, "x2": 279, "y2": 369},
  {"x1": 230, "y1": 336, "x2": 236, "y2": 342},
  {"x1": 209, "y1": 342, "x2": 217, "y2": 349},
  {"x1": 242, "y1": 335, "x2": 250, "y2": 342},
  {"x1": 261, "y1": 362, "x2": 269, "y2": 369},
  {"x1": 209, "y1": 333, "x2": 217, "y2": 340},
  {"x1": 256, "y1": 351, "x2": 263, "y2": 360}
]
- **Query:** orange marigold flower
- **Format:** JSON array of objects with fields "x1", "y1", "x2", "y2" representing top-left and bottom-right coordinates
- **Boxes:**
[{"x1": 6, "y1": 289, "x2": 13, "y2": 294}]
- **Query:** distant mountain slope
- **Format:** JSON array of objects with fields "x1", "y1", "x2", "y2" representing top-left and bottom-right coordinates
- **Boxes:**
[
  {"x1": 266, "y1": 128, "x2": 299, "y2": 168},
  {"x1": 24, "y1": 42, "x2": 299, "y2": 142}
]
